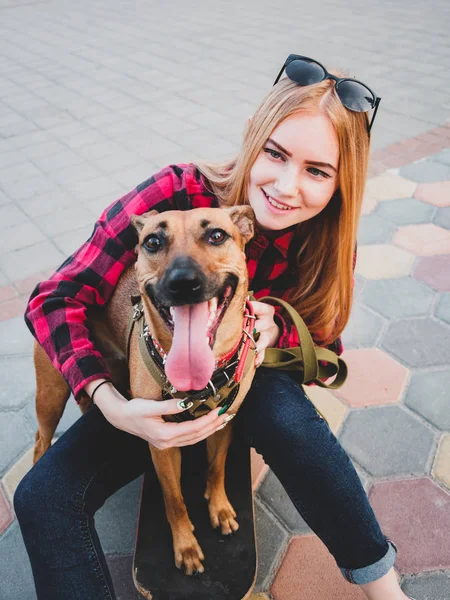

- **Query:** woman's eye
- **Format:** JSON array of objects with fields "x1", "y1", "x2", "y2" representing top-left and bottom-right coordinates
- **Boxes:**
[
  {"x1": 264, "y1": 147, "x2": 285, "y2": 161},
  {"x1": 144, "y1": 235, "x2": 162, "y2": 252},
  {"x1": 208, "y1": 229, "x2": 228, "y2": 245},
  {"x1": 308, "y1": 167, "x2": 330, "y2": 178}
]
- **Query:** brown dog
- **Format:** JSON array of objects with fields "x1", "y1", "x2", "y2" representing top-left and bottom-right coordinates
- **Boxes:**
[{"x1": 33, "y1": 205, "x2": 256, "y2": 575}]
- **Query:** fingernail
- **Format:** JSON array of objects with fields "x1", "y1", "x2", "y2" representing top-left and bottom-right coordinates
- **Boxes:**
[
  {"x1": 224, "y1": 414, "x2": 235, "y2": 423},
  {"x1": 216, "y1": 423, "x2": 227, "y2": 431},
  {"x1": 177, "y1": 399, "x2": 193, "y2": 410}
]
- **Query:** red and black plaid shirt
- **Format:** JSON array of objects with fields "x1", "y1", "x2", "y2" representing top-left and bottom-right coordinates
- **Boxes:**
[{"x1": 25, "y1": 163, "x2": 344, "y2": 399}]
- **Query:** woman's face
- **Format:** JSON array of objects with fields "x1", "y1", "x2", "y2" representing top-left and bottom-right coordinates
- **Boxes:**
[{"x1": 247, "y1": 111, "x2": 339, "y2": 231}]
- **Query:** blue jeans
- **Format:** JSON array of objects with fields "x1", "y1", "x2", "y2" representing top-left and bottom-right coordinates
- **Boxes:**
[{"x1": 14, "y1": 369, "x2": 396, "y2": 599}]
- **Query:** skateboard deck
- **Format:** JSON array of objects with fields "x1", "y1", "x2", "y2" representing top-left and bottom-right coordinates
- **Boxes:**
[{"x1": 133, "y1": 436, "x2": 257, "y2": 600}]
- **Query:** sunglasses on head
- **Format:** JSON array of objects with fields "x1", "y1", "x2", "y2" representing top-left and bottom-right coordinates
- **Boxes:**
[{"x1": 274, "y1": 54, "x2": 381, "y2": 134}]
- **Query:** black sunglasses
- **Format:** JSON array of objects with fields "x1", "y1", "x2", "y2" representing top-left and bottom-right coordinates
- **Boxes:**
[{"x1": 274, "y1": 54, "x2": 381, "y2": 134}]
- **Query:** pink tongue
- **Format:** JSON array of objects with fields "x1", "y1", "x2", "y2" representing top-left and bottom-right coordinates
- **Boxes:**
[{"x1": 164, "y1": 301, "x2": 215, "y2": 391}]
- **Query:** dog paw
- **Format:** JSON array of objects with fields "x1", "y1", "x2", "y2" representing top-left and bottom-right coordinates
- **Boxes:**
[
  {"x1": 174, "y1": 534, "x2": 205, "y2": 576},
  {"x1": 209, "y1": 499, "x2": 239, "y2": 535}
]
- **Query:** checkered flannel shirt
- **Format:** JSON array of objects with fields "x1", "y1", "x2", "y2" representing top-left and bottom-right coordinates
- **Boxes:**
[{"x1": 25, "y1": 163, "x2": 345, "y2": 400}]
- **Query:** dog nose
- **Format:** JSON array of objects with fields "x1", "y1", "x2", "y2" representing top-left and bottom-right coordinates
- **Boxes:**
[
  {"x1": 161, "y1": 257, "x2": 206, "y2": 302},
  {"x1": 167, "y1": 268, "x2": 202, "y2": 295}
]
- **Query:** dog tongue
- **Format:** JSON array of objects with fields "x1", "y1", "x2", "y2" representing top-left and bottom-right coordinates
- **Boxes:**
[{"x1": 164, "y1": 301, "x2": 215, "y2": 391}]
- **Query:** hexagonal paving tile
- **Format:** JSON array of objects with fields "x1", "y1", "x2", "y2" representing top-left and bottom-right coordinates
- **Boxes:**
[
  {"x1": 339, "y1": 406, "x2": 435, "y2": 477},
  {"x1": 0, "y1": 485, "x2": 13, "y2": 535},
  {"x1": 435, "y1": 293, "x2": 450, "y2": 325},
  {"x1": 399, "y1": 160, "x2": 450, "y2": 183},
  {"x1": 2, "y1": 446, "x2": 33, "y2": 504},
  {"x1": 304, "y1": 386, "x2": 347, "y2": 433},
  {"x1": 369, "y1": 478, "x2": 450, "y2": 573},
  {"x1": 414, "y1": 181, "x2": 450, "y2": 207},
  {"x1": 334, "y1": 349, "x2": 409, "y2": 408},
  {"x1": 382, "y1": 317, "x2": 450, "y2": 368},
  {"x1": 402, "y1": 571, "x2": 450, "y2": 600},
  {"x1": 362, "y1": 277, "x2": 435, "y2": 319},
  {"x1": 357, "y1": 214, "x2": 396, "y2": 245},
  {"x1": 271, "y1": 536, "x2": 366, "y2": 600},
  {"x1": 434, "y1": 149, "x2": 450, "y2": 166},
  {"x1": 341, "y1": 304, "x2": 385, "y2": 349},
  {"x1": 361, "y1": 194, "x2": 378, "y2": 215},
  {"x1": 404, "y1": 370, "x2": 450, "y2": 431},
  {"x1": 0, "y1": 523, "x2": 37, "y2": 600},
  {"x1": 355, "y1": 244, "x2": 415, "y2": 279},
  {"x1": 376, "y1": 197, "x2": 435, "y2": 226},
  {"x1": 414, "y1": 255, "x2": 450, "y2": 291},
  {"x1": 254, "y1": 498, "x2": 289, "y2": 591},
  {"x1": 353, "y1": 274, "x2": 366, "y2": 302},
  {"x1": 365, "y1": 173, "x2": 417, "y2": 202},
  {"x1": 0, "y1": 355, "x2": 36, "y2": 410},
  {"x1": 433, "y1": 434, "x2": 450, "y2": 490},
  {"x1": 393, "y1": 224, "x2": 450, "y2": 256},
  {"x1": 0, "y1": 408, "x2": 35, "y2": 477},
  {"x1": 433, "y1": 207, "x2": 450, "y2": 230}
]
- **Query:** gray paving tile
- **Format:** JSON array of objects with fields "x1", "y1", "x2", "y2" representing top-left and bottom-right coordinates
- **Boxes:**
[
  {"x1": 0, "y1": 407, "x2": 35, "y2": 477},
  {"x1": 0, "y1": 204, "x2": 26, "y2": 231},
  {"x1": 0, "y1": 241, "x2": 64, "y2": 280},
  {"x1": 381, "y1": 317, "x2": 450, "y2": 368},
  {"x1": 339, "y1": 406, "x2": 435, "y2": 477},
  {"x1": 254, "y1": 498, "x2": 288, "y2": 592},
  {"x1": 0, "y1": 355, "x2": 35, "y2": 411},
  {"x1": 34, "y1": 205, "x2": 96, "y2": 237},
  {"x1": 435, "y1": 293, "x2": 450, "y2": 325},
  {"x1": 257, "y1": 470, "x2": 311, "y2": 535},
  {"x1": 0, "y1": 317, "x2": 34, "y2": 357},
  {"x1": 433, "y1": 207, "x2": 450, "y2": 230},
  {"x1": 404, "y1": 369, "x2": 450, "y2": 430},
  {"x1": 357, "y1": 214, "x2": 397, "y2": 244},
  {"x1": 353, "y1": 274, "x2": 366, "y2": 302},
  {"x1": 362, "y1": 277, "x2": 435, "y2": 319},
  {"x1": 52, "y1": 224, "x2": 93, "y2": 256},
  {"x1": 341, "y1": 303, "x2": 386, "y2": 349},
  {"x1": 376, "y1": 198, "x2": 435, "y2": 226},
  {"x1": 0, "y1": 523, "x2": 37, "y2": 600},
  {"x1": 433, "y1": 149, "x2": 450, "y2": 166},
  {"x1": 0, "y1": 221, "x2": 46, "y2": 254},
  {"x1": 402, "y1": 570, "x2": 450, "y2": 600},
  {"x1": 399, "y1": 160, "x2": 450, "y2": 183}
]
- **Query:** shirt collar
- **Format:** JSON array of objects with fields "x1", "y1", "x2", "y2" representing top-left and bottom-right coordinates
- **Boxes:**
[{"x1": 253, "y1": 223, "x2": 296, "y2": 259}]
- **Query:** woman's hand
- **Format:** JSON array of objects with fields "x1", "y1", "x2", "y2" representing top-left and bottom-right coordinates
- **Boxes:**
[
  {"x1": 85, "y1": 380, "x2": 233, "y2": 449},
  {"x1": 251, "y1": 300, "x2": 281, "y2": 367}
]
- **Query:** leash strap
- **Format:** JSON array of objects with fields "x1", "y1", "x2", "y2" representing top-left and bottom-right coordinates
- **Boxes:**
[{"x1": 257, "y1": 296, "x2": 348, "y2": 390}]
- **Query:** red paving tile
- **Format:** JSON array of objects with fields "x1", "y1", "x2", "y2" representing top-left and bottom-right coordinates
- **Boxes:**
[
  {"x1": 334, "y1": 348, "x2": 409, "y2": 408},
  {"x1": 0, "y1": 486, "x2": 14, "y2": 535},
  {"x1": 414, "y1": 254, "x2": 450, "y2": 291},
  {"x1": 12, "y1": 267, "x2": 57, "y2": 295},
  {"x1": 0, "y1": 297, "x2": 27, "y2": 321},
  {"x1": 0, "y1": 285, "x2": 18, "y2": 303},
  {"x1": 271, "y1": 535, "x2": 365, "y2": 600},
  {"x1": 393, "y1": 224, "x2": 450, "y2": 256},
  {"x1": 370, "y1": 478, "x2": 450, "y2": 574},
  {"x1": 414, "y1": 181, "x2": 450, "y2": 207}
]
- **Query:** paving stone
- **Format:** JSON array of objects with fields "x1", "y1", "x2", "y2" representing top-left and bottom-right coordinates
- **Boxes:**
[
  {"x1": 376, "y1": 197, "x2": 435, "y2": 225},
  {"x1": 0, "y1": 204, "x2": 26, "y2": 231},
  {"x1": 433, "y1": 149, "x2": 450, "y2": 166},
  {"x1": 382, "y1": 317, "x2": 450, "y2": 368},
  {"x1": 257, "y1": 470, "x2": 311, "y2": 535},
  {"x1": 363, "y1": 277, "x2": 435, "y2": 319},
  {"x1": 433, "y1": 207, "x2": 450, "y2": 229},
  {"x1": 0, "y1": 316, "x2": 34, "y2": 356},
  {"x1": 365, "y1": 173, "x2": 417, "y2": 202},
  {"x1": 414, "y1": 181, "x2": 450, "y2": 207},
  {"x1": 271, "y1": 535, "x2": 366, "y2": 600},
  {"x1": 0, "y1": 220, "x2": 46, "y2": 254},
  {"x1": 97, "y1": 476, "x2": 142, "y2": 556},
  {"x1": 435, "y1": 293, "x2": 450, "y2": 325},
  {"x1": 433, "y1": 434, "x2": 450, "y2": 490},
  {"x1": 355, "y1": 244, "x2": 415, "y2": 279},
  {"x1": 404, "y1": 370, "x2": 450, "y2": 431},
  {"x1": 369, "y1": 478, "x2": 450, "y2": 573},
  {"x1": 393, "y1": 223, "x2": 450, "y2": 256},
  {"x1": 0, "y1": 485, "x2": 14, "y2": 535},
  {"x1": 341, "y1": 303, "x2": 385, "y2": 349},
  {"x1": 361, "y1": 194, "x2": 378, "y2": 215},
  {"x1": 0, "y1": 407, "x2": 35, "y2": 477},
  {"x1": 357, "y1": 214, "x2": 397, "y2": 244},
  {"x1": 335, "y1": 348, "x2": 409, "y2": 408},
  {"x1": 303, "y1": 386, "x2": 347, "y2": 433},
  {"x1": 254, "y1": 498, "x2": 288, "y2": 592},
  {"x1": 399, "y1": 160, "x2": 450, "y2": 182},
  {"x1": 402, "y1": 571, "x2": 450, "y2": 600},
  {"x1": 251, "y1": 449, "x2": 268, "y2": 490},
  {"x1": 0, "y1": 241, "x2": 65, "y2": 281},
  {"x1": 353, "y1": 274, "x2": 366, "y2": 302},
  {"x1": 0, "y1": 523, "x2": 37, "y2": 600},
  {"x1": 339, "y1": 406, "x2": 435, "y2": 477},
  {"x1": 0, "y1": 355, "x2": 36, "y2": 410},
  {"x1": 106, "y1": 554, "x2": 142, "y2": 600},
  {"x1": 414, "y1": 255, "x2": 450, "y2": 291},
  {"x1": 2, "y1": 446, "x2": 34, "y2": 505}
]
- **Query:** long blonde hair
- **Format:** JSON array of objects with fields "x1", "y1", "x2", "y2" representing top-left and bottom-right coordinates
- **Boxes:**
[{"x1": 196, "y1": 77, "x2": 370, "y2": 344}]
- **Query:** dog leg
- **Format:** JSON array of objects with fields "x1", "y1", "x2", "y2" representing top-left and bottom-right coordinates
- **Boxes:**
[
  {"x1": 205, "y1": 425, "x2": 239, "y2": 535},
  {"x1": 150, "y1": 445, "x2": 205, "y2": 575},
  {"x1": 33, "y1": 342, "x2": 71, "y2": 464}
]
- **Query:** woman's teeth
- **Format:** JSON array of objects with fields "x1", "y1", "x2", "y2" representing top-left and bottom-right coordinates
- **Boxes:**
[{"x1": 264, "y1": 191, "x2": 293, "y2": 211}]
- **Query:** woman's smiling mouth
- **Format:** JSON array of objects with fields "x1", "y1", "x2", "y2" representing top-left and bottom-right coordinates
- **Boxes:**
[{"x1": 262, "y1": 189, "x2": 297, "y2": 212}]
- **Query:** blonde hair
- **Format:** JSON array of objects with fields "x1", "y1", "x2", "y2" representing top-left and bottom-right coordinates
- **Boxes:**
[{"x1": 196, "y1": 77, "x2": 370, "y2": 344}]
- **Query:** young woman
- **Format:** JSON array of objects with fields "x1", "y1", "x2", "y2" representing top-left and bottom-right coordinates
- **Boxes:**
[{"x1": 15, "y1": 55, "x2": 413, "y2": 600}]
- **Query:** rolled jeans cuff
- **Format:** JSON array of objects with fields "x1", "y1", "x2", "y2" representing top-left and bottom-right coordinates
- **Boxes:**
[{"x1": 340, "y1": 539, "x2": 397, "y2": 585}]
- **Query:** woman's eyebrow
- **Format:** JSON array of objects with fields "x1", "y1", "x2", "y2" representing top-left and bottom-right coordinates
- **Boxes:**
[{"x1": 267, "y1": 138, "x2": 337, "y2": 173}]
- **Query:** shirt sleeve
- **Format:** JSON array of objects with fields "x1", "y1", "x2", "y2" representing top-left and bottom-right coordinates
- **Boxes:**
[{"x1": 25, "y1": 165, "x2": 192, "y2": 399}]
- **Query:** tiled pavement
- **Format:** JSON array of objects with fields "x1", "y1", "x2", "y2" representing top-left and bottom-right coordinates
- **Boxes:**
[{"x1": 1, "y1": 0, "x2": 450, "y2": 599}]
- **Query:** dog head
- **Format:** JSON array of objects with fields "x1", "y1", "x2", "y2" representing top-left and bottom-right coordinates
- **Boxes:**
[{"x1": 131, "y1": 206, "x2": 254, "y2": 391}]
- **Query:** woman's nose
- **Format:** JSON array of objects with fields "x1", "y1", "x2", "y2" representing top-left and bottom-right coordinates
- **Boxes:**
[{"x1": 274, "y1": 169, "x2": 299, "y2": 198}]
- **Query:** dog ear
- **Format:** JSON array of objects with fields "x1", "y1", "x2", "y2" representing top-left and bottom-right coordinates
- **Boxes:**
[
  {"x1": 227, "y1": 206, "x2": 255, "y2": 243},
  {"x1": 130, "y1": 210, "x2": 159, "y2": 235}
]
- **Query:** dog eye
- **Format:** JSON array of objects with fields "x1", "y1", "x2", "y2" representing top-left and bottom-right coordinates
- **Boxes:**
[
  {"x1": 208, "y1": 229, "x2": 228, "y2": 245},
  {"x1": 143, "y1": 235, "x2": 162, "y2": 252}
]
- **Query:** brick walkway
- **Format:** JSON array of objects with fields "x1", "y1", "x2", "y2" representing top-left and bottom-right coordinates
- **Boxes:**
[{"x1": 0, "y1": 0, "x2": 449, "y2": 599}]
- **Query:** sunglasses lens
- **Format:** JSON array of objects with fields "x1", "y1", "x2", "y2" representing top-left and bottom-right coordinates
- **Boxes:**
[
  {"x1": 285, "y1": 59, "x2": 326, "y2": 86},
  {"x1": 336, "y1": 80, "x2": 375, "y2": 112}
]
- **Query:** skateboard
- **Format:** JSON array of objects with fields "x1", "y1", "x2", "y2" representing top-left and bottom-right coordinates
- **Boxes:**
[{"x1": 133, "y1": 436, "x2": 257, "y2": 600}]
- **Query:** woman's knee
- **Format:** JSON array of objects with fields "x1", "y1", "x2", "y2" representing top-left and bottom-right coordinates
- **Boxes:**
[{"x1": 14, "y1": 461, "x2": 52, "y2": 524}]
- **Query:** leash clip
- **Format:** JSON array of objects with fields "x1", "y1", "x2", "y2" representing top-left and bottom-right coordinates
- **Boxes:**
[{"x1": 133, "y1": 303, "x2": 144, "y2": 321}]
